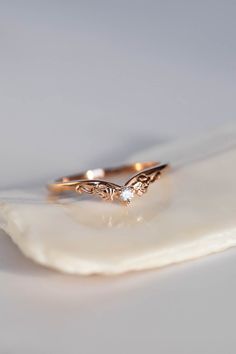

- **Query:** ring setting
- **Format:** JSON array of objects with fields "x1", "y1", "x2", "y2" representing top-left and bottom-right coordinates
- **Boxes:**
[{"x1": 120, "y1": 187, "x2": 134, "y2": 203}]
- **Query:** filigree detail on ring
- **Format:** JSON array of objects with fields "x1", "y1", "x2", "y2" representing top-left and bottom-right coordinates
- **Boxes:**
[
  {"x1": 94, "y1": 183, "x2": 117, "y2": 201},
  {"x1": 76, "y1": 181, "x2": 119, "y2": 201},
  {"x1": 131, "y1": 174, "x2": 151, "y2": 196},
  {"x1": 76, "y1": 182, "x2": 95, "y2": 195}
]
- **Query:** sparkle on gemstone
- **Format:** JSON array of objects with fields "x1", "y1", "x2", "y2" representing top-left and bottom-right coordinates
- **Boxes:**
[{"x1": 120, "y1": 187, "x2": 134, "y2": 202}]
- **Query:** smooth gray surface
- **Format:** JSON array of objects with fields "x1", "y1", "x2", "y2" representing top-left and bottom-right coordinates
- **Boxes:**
[
  {"x1": 0, "y1": 1, "x2": 236, "y2": 353},
  {"x1": 0, "y1": 0, "x2": 236, "y2": 187}
]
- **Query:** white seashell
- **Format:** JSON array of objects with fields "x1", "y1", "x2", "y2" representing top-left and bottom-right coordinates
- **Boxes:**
[{"x1": 0, "y1": 124, "x2": 236, "y2": 275}]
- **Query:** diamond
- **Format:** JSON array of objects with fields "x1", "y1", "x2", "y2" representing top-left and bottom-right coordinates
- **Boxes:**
[{"x1": 120, "y1": 187, "x2": 134, "y2": 203}]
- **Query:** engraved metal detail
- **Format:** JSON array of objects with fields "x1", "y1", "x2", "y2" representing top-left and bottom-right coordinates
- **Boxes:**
[{"x1": 76, "y1": 181, "x2": 120, "y2": 201}]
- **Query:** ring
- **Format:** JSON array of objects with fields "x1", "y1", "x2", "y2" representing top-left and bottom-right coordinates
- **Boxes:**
[{"x1": 48, "y1": 161, "x2": 169, "y2": 205}]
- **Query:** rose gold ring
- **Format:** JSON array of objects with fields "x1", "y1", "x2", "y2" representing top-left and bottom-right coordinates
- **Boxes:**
[{"x1": 48, "y1": 161, "x2": 169, "y2": 205}]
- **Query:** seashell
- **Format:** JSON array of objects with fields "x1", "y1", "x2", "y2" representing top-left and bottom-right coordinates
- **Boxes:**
[{"x1": 0, "y1": 124, "x2": 236, "y2": 275}]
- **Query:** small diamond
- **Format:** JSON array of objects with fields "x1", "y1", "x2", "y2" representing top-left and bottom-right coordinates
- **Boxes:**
[{"x1": 120, "y1": 187, "x2": 134, "y2": 203}]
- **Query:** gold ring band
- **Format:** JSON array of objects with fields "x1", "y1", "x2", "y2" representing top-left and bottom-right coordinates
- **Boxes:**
[{"x1": 48, "y1": 161, "x2": 169, "y2": 205}]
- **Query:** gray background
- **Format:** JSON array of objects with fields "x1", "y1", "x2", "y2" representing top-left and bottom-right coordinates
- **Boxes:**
[{"x1": 0, "y1": 1, "x2": 236, "y2": 353}]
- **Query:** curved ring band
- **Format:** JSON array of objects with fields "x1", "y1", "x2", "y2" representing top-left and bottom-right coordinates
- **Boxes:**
[{"x1": 48, "y1": 161, "x2": 169, "y2": 205}]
